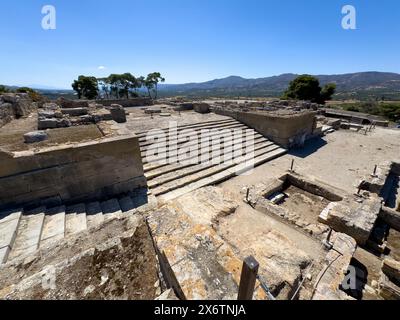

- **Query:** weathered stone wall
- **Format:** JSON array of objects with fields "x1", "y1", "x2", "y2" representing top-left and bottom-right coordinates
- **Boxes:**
[
  {"x1": 0, "y1": 134, "x2": 146, "y2": 209},
  {"x1": 213, "y1": 108, "x2": 317, "y2": 148},
  {"x1": 95, "y1": 98, "x2": 153, "y2": 107},
  {"x1": 0, "y1": 94, "x2": 37, "y2": 128}
]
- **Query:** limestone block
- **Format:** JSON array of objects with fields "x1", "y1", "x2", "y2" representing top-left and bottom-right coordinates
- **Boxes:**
[
  {"x1": 109, "y1": 104, "x2": 127, "y2": 123},
  {"x1": 61, "y1": 107, "x2": 88, "y2": 116},
  {"x1": 319, "y1": 196, "x2": 381, "y2": 245},
  {"x1": 379, "y1": 273, "x2": 400, "y2": 300},
  {"x1": 382, "y1": 258, "x2": 400, "y2": 283},
  {"x1": 24, "y1": 131, "x2": 48, "y2": 144},
  {"x1": 57, "y1": 97, "x2": 89, "y2": 109},
  {"x1": 193, "y1": 103, "x2": 210, "y2": 114}
]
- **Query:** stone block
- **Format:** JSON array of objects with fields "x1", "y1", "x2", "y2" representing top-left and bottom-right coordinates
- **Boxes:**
[
  {"x1": 57, "y1": 97, "x2": 89, "y2": 109},
  {"x1": 109, "y1": 104, "x2": 127, "y2": 123},
  {"x1": 24, "y1": 131, "x2": 48, "y2": 144},
  {"x1": 382, "y1": 258, "x2": 400, "y2": 283},
  {"x1": 193, "y1": 103, "x2": 210, "y2": 114},
  {"x1": 379, "y1": 273, "x2": 400, "y2": 300},
  {"x1": 61, "y1": 107, "x2": 88, "y2": 116},
  {"x1": 319, "y1": 196, "x2": 381, "y2": 245}
]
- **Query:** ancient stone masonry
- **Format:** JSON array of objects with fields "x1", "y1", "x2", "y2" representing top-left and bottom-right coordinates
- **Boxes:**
[
  {"x1": 312, "y1": 232, "x2": 357, "y2": 300},
  {"x1": 321, "y1": 108, "x2": 389, "y2": 127},
  {"x1": 213, "y1": 105, "x2": 318, "y2": 148},
  {"x1": 0, "y1": 216, "x2": 160, "y2": 300},
  {"x1": 0, "y1": 93, "x2": 37, "y2": 128},
  {"x1": 0, "y1": 134, "x2": 146, "y2": 209},
  {"x1": 37, "y1": 100, "x2": 121, "y2": 130},
  {"x1": 1, "y1": 96, "x2": 400, "y2": 301}
]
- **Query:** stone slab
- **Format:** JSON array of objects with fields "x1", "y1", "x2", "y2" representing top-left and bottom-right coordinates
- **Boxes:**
[
  {"x1": 7, "y1": 208, "x2": 45, "y2": 261},
  {"x1": 65, "y1": 203, "x2": 87, "y2": 236},
  {"x1": 86, "y1": 202, "x2": 104, "y2": 229},
  {"x1": 40, "y1": 206, "x2": 66, "y2": 247},
  {"x1": 101, "y1": 199, "x2": 122, "y2": 220}
]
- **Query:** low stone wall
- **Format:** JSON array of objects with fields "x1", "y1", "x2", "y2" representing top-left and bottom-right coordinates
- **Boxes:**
[
  {"x1": 95, "y1": 98, "x2": 153, "y2": 107},
  {"x1": 322, "y1": 109, "x2": 389, "y2": 127},
  {"x1": 0, "y1": 134, "x2": 146, "y2": 209},
  {"x1": 213, "y1": 108, "x2": 317, "y2": 148}
]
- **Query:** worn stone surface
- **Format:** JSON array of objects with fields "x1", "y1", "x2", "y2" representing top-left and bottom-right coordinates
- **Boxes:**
[
  {"x1": 0, "y1": 94, "x2": 37, "y2": 127},
  {"x1": 312, "y1": 232, "x2": 357, "y2": 300},
  {"x1": 61, "y1": 108, "x2": 88, "y2": 117},
  {"x1": 0, "y1": 134, "x2": 146, "y2": 208},
  {"x1": 109, "y1": 104, "x2": 127, "y2": 123},
  {"x1": 23, "y1": 131, "x2": 48, "y2": 144},
  {"x1": 57, "y1": 98, "x2": 89, "y2": 109},
  {"x1": 382, "y1": 257, "x2": 400, "y2": 283},
  {"x1": 147, "y1": 187, "x2": 270, "y2": 300},
  {"x1": 0, "y1": 216, "x2": 159, "y2": 300},
  {"x1": 319, "y1": 195, "x2": 382, "y2": 245},
  {"x1": 193, "y1": 103, "x2": 210, "y2": 114},
  {"x1": 379, "y1": 273, "x2": 400, "y2": 300}
]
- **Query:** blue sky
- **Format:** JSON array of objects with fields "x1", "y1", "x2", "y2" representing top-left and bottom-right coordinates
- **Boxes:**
[{"x1": 1, "y1": 0, "x2": 399, "y2": 89}]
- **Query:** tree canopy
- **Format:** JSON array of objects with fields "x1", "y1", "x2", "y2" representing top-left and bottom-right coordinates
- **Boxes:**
[
  {"x1": 283, "y1": 75, "x2": 336, "y2": 104},
  {"x1": 72, "y1": 76, "x2": 99, "y2": 99},
  {"x1": 71, "y1": 72, "x2": 165, "y2": 100}
]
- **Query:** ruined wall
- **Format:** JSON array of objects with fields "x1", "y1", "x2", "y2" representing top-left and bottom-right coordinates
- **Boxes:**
[
  {"x1": 95, "y1": 98, "x2": 153, "y2": 107},
  {"x1": 214, "y1": 109, "x2": 317, "y2": 148},
  {"x1": 0, "y1": 134, "x2": 146, "y2": 209},
  {"x1": 0, "y1": 93, "x2": 37, "y2": 128}
]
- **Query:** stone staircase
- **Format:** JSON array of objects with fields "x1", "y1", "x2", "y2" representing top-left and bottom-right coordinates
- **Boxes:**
[
  {"x1": 0, "y1": 189, "x2": 150, "y2": 265},
  {"x1": 138, "y1": 118, "x2": 287, "y2": 202}
]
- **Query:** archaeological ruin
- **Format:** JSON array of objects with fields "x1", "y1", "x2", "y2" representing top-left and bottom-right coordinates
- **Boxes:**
[{"x1": 0, "y1": 94, "x2": 400, "y2": 301}]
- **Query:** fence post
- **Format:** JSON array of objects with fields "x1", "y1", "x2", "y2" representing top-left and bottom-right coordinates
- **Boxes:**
[{"x1": 238, "y1": 256, "x2": 259, "y2": 300}]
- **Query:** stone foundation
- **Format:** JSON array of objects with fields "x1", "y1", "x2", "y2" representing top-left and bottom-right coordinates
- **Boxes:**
[
  {"x1": 213, "y1": 108, "x2": 317, "y2": 148},
  {"x1": 0, "y1": 134, "x2": 146, "y2": 209}
]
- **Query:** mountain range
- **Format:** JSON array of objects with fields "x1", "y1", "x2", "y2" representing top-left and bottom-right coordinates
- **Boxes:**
[{"x1": 159, "y1": 72, "x2": 400, "y2": 100}]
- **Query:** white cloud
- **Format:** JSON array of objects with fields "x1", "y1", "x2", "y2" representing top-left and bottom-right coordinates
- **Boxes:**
[{"x1": 98, "y1": 66, "x2": 106, "y2": 70}]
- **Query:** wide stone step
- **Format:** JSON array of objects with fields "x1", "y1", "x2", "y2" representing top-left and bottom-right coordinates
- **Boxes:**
[
  {"x1": 139, "y1": 120, "x2": 240, "y2": 143},
  {"x1": 7, "y1": 207, "x2": 46, "y2": 261},
  {"x1": 142, "y1": 131, "x2": 264, "y2": 172},
  {"x1": 100, "y1": 199, "x2": 122, "y2": 220},
  {"x1": 65, "y1": 204, "x2": 87, "y2": 237},
  {"x1": 140, "y1": 123, "x2": 248, "y2": 149},
  {"x1": 147, "y1": 140, "x2": 276, "y2": 187},
  {"x1": 143, "y1": 133, "x2": 266, "y2": 169},
  {"x1": 86, "y1": 202, "x2": 104, "y2": 229},
  {"x1": 137, "y1": 118, "x2": 236, "y2": 138},
  {"x1": 159, "y1": 147, "x2": 287, "y2": 202},
  {"x1": 0, "y1": 209, "x2": 22, "y2": 264},
  {"x1": 141, "y1": 128, "x2": 262, "y2": 157},
  {"x1": 40, "y1": 206, "x2": 66, "y2": 248},
  {"x1": 152, "y1": 144, "x2": 283, "y2": 196}
]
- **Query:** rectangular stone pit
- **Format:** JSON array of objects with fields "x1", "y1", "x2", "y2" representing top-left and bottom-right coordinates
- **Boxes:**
[{"x1": 250, "y1": 172, "x2": 345, "y2": 240}]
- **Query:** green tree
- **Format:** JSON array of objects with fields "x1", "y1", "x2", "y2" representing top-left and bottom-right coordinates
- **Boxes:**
[
  {"x1": 0, "y1": 85, "x2": 10, "y2": 93},
  {"x1": 283, "y1": 75, "x2": 336, "y2": 104},
  {"x1": 145, "y1": 72, "x2": 165, "y2": 99},
  {"x1": 72, "y1": 76, "x2": 99, "y2": 99},
  {"x1": 16, "y1": 87, "x2": 36, "y2": 94},
  {"x1": 320, "y1": 83, "x2": 337, "y2": 103}
]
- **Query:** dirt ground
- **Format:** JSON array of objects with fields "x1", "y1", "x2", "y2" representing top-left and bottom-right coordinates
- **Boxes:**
[
  {"x1": 279, "y1": 185, "x2": 330, "y2": 226},
  {"x1": 0, "y1": 114, "x2": 104, "y2": 153},
  {"x1": 221, "y1": 127, "x2": 400, "y2": 197}
]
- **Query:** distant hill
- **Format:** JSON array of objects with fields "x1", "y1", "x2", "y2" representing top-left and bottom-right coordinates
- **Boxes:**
[{"x1": 159, "y1": 72, "x2": 400, "y2": 100}]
